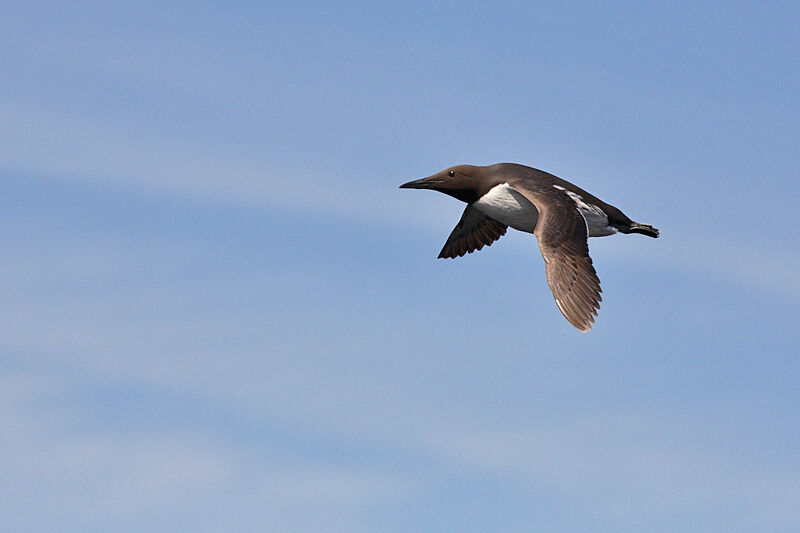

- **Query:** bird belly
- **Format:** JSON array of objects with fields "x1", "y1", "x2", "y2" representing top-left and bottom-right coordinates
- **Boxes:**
[{"x1": 473, "y1": 183, "x2": 539, "y2": 233}]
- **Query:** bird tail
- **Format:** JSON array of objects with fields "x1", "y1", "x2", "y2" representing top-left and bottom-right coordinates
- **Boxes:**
[{"x1": 620, "y1": 222, "x2": 659, "y2": 238}]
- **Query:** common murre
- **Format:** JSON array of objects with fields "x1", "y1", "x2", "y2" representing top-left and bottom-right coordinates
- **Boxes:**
[{"x1": 400, "y1": 163, "x2": 659, "y2": 332}]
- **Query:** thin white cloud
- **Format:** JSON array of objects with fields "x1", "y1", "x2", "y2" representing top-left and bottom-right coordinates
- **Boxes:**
[
  {"x1": 658, "y1": 234, "x2": 800, "y2": 300},
  {"x1": 4, "y1": 367, "x2": 798, "y2": 531},
  {"x1": 0, "y1": 374, "x2": 231, "y2": 525},
  {"x1": 1, "y1": 226, "x2": 798, "y2": 531},
  {"x1": 0, "y1": 371, "x2": 418, "y2": 532},
  {"x1": 422, "y1": 415, "x2": 800, "y2": 529},
  {"x1": 0, "y1": 102, "x2": 394, "y2": 220},
  {"x1": 589, "y1": 231, "x2": 800, "y2": 301},
  {"x1": 5, "y1": 101, "x2": 797, "y2": 303}
]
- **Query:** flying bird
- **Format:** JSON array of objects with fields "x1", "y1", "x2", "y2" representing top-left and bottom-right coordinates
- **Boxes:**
[{"x1": 400, "y1": 163, "x2": 659, "y2": 332}]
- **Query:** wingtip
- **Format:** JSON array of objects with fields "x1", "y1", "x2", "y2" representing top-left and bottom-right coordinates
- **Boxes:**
[
  {"x1": 438, "y1": 250, "x2": 464, "y2": 259},
  {"x1": 568, "y1": 315, "x2": 595, "y2": 333}
]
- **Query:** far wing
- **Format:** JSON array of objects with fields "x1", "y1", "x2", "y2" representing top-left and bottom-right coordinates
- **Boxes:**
[{"x1": 439, "y1": 205, "x2": 508, "y2": 259}]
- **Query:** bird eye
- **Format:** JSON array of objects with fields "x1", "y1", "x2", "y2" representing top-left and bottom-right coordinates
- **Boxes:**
[{"x1": 448, "y1": 170, "x2": 455, "y2": 177}]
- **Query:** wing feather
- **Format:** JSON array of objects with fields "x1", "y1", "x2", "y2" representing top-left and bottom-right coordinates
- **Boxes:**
[
  {"x1": 512, "y1": 184, "x2": 602, "y2": 331},
  {"x1": 439, "y1": 206, "x2": 508, "y2": 259}
]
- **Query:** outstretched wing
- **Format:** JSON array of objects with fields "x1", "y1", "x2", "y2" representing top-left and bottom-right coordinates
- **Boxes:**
[
  {"x1": 439, "y1": 205, "x2": 508, "y2": 259},
  {"x1": 513, "y1": 185, "x2": 602, "y2": 331}
]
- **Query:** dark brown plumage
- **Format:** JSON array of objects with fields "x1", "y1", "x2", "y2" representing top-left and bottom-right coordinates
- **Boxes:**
[
  {"x1": 438, "y1": 206, "x2": 508, "y2": 259},
  {"x1": 517, "y1": 186, "x2": 602, "y2": 331},
  {"x1": 401, "y1": 163, "x2": 658, "y2": 331}
]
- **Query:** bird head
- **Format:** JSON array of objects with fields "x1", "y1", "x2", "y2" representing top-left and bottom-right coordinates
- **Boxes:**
[{"x1": 399, "y1": 165, "x2": 484, "y2": 203}]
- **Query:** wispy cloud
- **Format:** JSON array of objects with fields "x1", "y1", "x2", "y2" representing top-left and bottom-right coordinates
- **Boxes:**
[
  {"x1": 4, "y1": 368, "x2": 797, "y2": 532},
  {"x1": 590, "y1": 231, "x2": 800, "y2": 302},
  {"x1": 0, "y1": 371, "x2": 418, "y2": 532},
  {"x1": 1, "y1": 218, "x2": 797, "y2": 531},
  {"x1": 0, "y1": 373, "x2": 232, "y2": 527},
  {"x1": 6, "y1": 100, "x2": 797, "y2": 304},
  {"x1": 422, "y1": 414, "x2": 800, "y2": 529},
  {"x1": 0, "y1": 102, "x2": 395, "y2": 220}
]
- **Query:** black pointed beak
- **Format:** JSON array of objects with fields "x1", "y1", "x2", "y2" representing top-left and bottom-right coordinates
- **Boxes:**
[{"x1": 399, "y1": 176, "x2": 442, "y2": 189}]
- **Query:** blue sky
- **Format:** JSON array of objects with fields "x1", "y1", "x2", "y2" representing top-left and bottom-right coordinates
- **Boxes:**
[{"x1": 2, "y1": 2, "x2": 799, "y2": 531}]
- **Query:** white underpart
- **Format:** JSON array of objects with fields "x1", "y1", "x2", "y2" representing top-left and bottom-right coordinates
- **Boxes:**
[
  {"x1": 563, "y1": 190, "x2": 618, "y2": 237},
  {"x1": 474, "y1": 183, "x2": 538, "y2": 233}
]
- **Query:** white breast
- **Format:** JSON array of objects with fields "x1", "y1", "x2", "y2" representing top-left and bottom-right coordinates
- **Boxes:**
[{"x1": 473, "y1": 183, "x2": 539, "y2": 233}]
